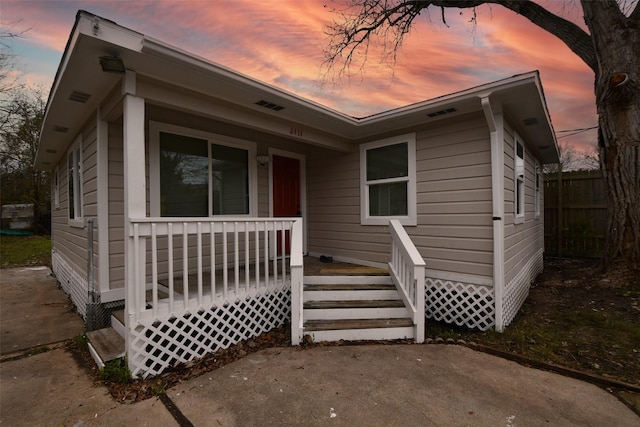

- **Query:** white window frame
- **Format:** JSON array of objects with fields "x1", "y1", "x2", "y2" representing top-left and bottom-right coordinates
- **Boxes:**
[
  {"x1": 149, "y1": 122, "x2": 258, "y2": 218},
  {"x1": 514, "y1": 135, "x2": 525, "y2": 224},
  {"x1": 534, "y1": 160, "x2": 541, "y2": 219},
  {"x1": 360, "y1": 133, "x2": 417, "y2": 226},
  {"x1": 67, "y1": 135, "x2": 83, "y2": 227}
]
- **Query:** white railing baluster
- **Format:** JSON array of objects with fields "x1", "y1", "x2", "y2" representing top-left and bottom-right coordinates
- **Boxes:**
[
  {"x1": 281, "y1": 221, "x2": 287, "y2": 286},
  {"x1": 210, "y1": 226, "x2": 215, "y2": 303},
  {"x1": 133, "y1": 223, "x2": 141, "y2": 320},
  {"x1": 244, "y1": 222, "x2": 250, "y2": 292},
  {"x1": 254, "y1": 223, "x2": 260, "y2": 291},
  {"x1": 264, "y1": 223, "x2": 269, "y2": 287},
  {"x1": 222, "y1": 222, "x2": 228, "y2": 300},
  {"x1": 168, "y1": 222, "x2": 174, "y2": 313},
  {"x1": 272, "y1": 222, "x2": 278, "y2": 286},
  {"x1": 197, "y1": 222, "x2": 203, "y2": 306},
  {"x1": 182, "y1": 223, "x2": 188, "y2": 308},
  {"x1": 233, "y1": 222, "x2": 239, "y2": 296},
  {"x1": 151, "y1": 223, "x2": 158, "y2": 317}
]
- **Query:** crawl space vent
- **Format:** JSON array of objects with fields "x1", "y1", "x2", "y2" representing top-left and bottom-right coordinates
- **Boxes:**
[
  {"x1": 427, "y1": 107, "x2": 457, "y2": 118},
  {"x1": 255, "y1": 100, "x2": 285, "y2": 111},
  {"x1": 69, "y1": 91, "x2": 91, "y2": 103}
]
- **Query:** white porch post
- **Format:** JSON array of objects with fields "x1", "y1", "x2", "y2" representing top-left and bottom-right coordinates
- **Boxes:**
[
  {"x1": 482, "y1": 96, "x2": 506, "y2": 332},
  {"x1": 122, "y1": 71, "x2": 146, "y2": 368}
]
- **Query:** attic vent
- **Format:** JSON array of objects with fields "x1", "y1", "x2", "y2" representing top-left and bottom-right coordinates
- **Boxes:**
[
  {"x1": 69, "y1": 91, "x2": 91, "y2": 103},
  {"x1": 46, "y1": 149, "x2": 57, "y2": 154},
  {"x1": 523, "y1": 117, "x2": 538, "y2": 126},
  {"x1": 53, "y1": 126, "x2": 69, "y2": 133},
  {"x1": 427, "y1": 107, "x2": 457, "y2": 118},
  {"x1": 255, "y1": 99, "x2": 285, "y2": 111}
]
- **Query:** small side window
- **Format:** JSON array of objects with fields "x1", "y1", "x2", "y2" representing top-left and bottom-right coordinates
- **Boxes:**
[
  {"x1": 514, "y1": 137, "x2": 525, "y2": 224},
  {"x1": 360, "y1": 134, "x2": 417, "y2": 226},
  {"x1": 534, "y1": 161, "x2": 541, "y2": 219},
  {"x1": 68, "y1": 135, "x2": 83, "y2": 226},
  {"x1": 53, "y1": 166, "x2": 60, "y2": 209}
]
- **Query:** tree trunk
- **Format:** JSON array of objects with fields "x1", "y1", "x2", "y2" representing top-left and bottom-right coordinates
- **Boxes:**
[{"x1": 582, "y1": 1, "x2": 640, "y2": 269}]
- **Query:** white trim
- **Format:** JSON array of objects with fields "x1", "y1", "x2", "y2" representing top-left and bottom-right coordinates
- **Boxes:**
[
  {"x1": 149, "y1": 121, "x2": 258, "y2": 218},
  {"x1": 482, "y1": 96, "x2": 506, "y2": 332},
  {"x1": 360, "y1": 133, "x2": 417, "y2": 226},
  {"x1": 268, "y1": 148, "x2": 308, "y2": 254},
  {"x1": 96, "y1": 113, "x2": 111, "y2": 294},
  {"x1": 100, "y1": 287, "x2": 125, "y2": 303},
  {"x1": 67, "y1": 134, "x2": 84, "y2": 228},
  {"x1": 425, "y1": 269, "x2": 493, "y2": 287}
]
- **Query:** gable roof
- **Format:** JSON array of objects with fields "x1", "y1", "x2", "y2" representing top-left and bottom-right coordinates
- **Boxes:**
[{"x1": 36, "y1": 10, "x2": 559, "y2": 169}]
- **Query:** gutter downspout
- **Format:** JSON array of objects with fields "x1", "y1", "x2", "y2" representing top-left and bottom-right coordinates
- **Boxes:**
[{"x1": 481, "y1": 96, "x2": 505, "y2": 332}]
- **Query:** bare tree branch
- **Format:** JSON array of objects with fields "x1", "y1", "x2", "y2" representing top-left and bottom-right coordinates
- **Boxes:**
[{"x1": 323, "y1": 0, "x2": 597, "y2": 79}]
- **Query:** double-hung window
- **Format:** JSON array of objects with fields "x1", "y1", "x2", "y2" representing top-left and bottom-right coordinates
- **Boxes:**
[
  {"x1": 514, "y1": 136, "x2": 525, "y2": 223},
  {"x1": 360, "y1": 133, "x2": 417, "y2": 226},
  {"x1": 68, "y1": 135, "x2": 83, "y2": 226},
  {"x1": 152, "y1": 123, "x2": 256, "y2": 217}
]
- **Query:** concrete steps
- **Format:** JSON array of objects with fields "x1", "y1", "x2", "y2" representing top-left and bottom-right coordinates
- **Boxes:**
[
  {"x1": 302, "y1": 275, "x2": 414, "y2": 342},
  {"x1": 86, "y1": 310, "x2": 125, "y2": 368}
]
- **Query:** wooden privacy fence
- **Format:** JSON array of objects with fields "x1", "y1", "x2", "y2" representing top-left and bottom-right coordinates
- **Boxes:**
[{"x1": 544, "y1": 170, "x2": 607, "y2": 258}]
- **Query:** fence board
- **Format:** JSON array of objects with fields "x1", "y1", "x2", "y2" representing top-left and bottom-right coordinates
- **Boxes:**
[{"x1": 544, "y1": 170, "x2": 607, "y2": 258}]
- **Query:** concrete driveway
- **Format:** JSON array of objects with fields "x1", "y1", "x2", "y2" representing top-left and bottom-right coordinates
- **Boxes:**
[{"x1": 1, "y1": 266, "x2": 638, "y2": 426}]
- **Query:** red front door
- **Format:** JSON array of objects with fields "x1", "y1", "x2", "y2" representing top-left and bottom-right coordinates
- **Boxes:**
[{"x1": 272, "y1": 155, "x2": 301, "y2": 255}]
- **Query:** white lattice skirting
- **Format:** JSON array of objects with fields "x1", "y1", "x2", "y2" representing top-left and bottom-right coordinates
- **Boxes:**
[
  {"x1": 501, "y1": 249, "x2": 544, "y2": 327},
  {"x1": 52, "y1": 251, "x2": 89, "y2": 318},
  {"x1": 128, "y1": 288, "x2": 291, "y2": 378},
  {"x1": 426, "y1": 278, "x2": 494, "y2": 331}
]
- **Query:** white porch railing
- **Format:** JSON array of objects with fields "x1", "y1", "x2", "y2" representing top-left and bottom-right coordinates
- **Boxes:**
[
  {"x1": 127, "y1": 217, "x2": 303, "y2": 323},
  {"x1": 388, "y1": 219, "x2": 426, "y2": 343}
]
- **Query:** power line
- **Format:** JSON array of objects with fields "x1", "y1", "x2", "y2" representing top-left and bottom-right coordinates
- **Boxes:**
[{"x1": 556, "y1": 126, "x2": 598, "y2": 139}]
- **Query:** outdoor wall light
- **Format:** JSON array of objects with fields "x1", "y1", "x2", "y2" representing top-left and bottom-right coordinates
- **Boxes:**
[
  {"x1": 99, "y1": 56, "x2": 126, "y2": 74},
  {"x1": 256, "y1": 156, "x2": 270, "y2": 166}
]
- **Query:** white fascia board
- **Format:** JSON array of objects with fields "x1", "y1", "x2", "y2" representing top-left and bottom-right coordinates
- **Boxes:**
[
  {"x1": 76, "y1": 12, "x2": 144, "y2": 53},
  {"x1": 357, "y1": 72, "x2": 539, "y2": 125}
]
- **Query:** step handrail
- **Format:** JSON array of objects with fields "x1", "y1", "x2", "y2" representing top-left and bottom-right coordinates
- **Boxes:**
[{"x1": 388, "y1": 219, "x2": 426, "y2": 343}]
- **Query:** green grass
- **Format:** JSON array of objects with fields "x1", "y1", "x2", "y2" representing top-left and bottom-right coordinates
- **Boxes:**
[{"x1": 0, "y1": 234, "x2": 51, "y2": 268}]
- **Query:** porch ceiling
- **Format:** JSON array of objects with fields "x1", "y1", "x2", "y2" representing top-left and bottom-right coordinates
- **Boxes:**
[{"x1": 36, "y1": 11, "x2": 559, "y2": 170}]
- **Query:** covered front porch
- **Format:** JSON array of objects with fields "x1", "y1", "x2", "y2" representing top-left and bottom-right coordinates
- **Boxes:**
[{"x1": 116, "y1": 216, "x2": 425, "y2": 378}]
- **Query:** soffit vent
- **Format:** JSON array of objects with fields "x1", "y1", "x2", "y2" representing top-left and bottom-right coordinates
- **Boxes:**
[
  {"x1": 45, "y1": 149, "x2": 57, "y2": 154},
  {"x1": 427, "y1": 107, "x2": 457, "y2": 118},
  {"x1": 255, "y1": 99, "x2": 285, "y2": 112},
  {"x1": 69, "y1": 91, "x2": 91, "y2": 103},
  {"x1": 523, "y1": 117, "x2": 538, "y2": 126},
  {"x1": 53, "y1": 126, "x2": 69, "y2": 133}
]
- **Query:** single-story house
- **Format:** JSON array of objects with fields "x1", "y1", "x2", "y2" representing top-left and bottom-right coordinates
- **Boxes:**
[{"x1": 35, "y1": 11, "x2": 559, "y2": 378}]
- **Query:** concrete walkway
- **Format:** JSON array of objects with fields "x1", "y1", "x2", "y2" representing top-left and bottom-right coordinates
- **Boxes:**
[{"x1": 1, "y1": 266, "x2": 638, "y2": 426}]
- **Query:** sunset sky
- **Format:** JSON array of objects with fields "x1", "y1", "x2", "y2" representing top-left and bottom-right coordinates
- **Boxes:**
[{"x1": 2, "y1": 0, "x2": 605, "y2": 154}]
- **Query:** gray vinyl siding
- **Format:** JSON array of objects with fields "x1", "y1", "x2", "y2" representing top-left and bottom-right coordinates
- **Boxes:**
[
  {"x1": 108, "y1": 122, "x2": 125, "y2": 290},
  {"x1": 414, "y1": 112, "x2": 493, "y2": 278},
  {"x1": 308, "y1": 112, "x2": 494, "y2": 278},
  {"x1": 503, "y1": 120, "x2": 544, "y2": 284},
  {"x1": 307, "y1": 145, "x2": 389, "y2": 262},
  {"x1": 51, "y1": 119, "x2": 98, "y2": 280}
]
